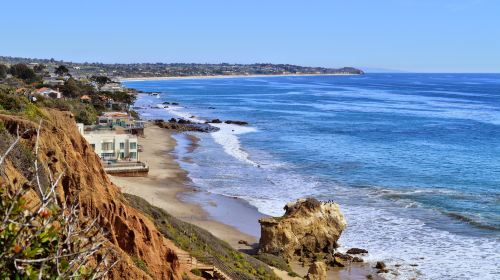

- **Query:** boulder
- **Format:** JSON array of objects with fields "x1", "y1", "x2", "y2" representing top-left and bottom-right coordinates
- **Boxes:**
[
  {"x1": 225, "y1": 120, "x2": 249, "y2": 125},
  {"x1": 346, "y1": 248, "x2": 368, "y2": 255},
  {"x1": 258, "y1": 198, "x2": 346, "y2": 261},
  {"x1": 305, "y1": 261, "x2": 327, "y2": 280},
  {"x1": 209, "y1": 118, "x2": 222, "y2": 123}
]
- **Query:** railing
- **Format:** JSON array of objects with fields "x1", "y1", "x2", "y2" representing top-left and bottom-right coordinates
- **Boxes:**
[{"x1": 177, "y1": 253, "x2": 254, "y2": 280}]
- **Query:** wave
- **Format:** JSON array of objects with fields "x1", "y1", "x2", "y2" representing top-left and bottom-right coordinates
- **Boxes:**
[{"x1": 209, "y1": 123, "x2": 259, "y2": 166}]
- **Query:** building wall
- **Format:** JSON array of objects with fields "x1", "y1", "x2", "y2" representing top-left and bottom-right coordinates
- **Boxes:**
[{"x1": 80, "y1": 131, "x2": 139, "y2": 162}]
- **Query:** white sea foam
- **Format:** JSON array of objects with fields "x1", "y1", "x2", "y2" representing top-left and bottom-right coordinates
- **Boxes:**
[
  {"x1": 338, "y1": 204, "x2": 500, "y2": 280},
  {"x1": 209, "y1": 123, "x2": 258, "y2": 166}
]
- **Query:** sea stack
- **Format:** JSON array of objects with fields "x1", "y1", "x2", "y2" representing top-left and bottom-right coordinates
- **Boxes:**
[{"x1": 258, "y1": 198, "x2": 347, "y2": 262}]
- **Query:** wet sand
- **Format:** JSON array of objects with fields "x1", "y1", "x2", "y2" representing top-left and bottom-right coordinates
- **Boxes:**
[
  {"x1": 110, "y1": 124, "x2": 259, "y2": 250},
  {"x1": 111, "y1": 124, "x2": 379, "y2": 279}
]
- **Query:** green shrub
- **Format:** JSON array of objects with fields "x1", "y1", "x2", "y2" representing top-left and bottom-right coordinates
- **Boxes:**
[
  {"x1": 0, "y1": 124, "x2": 118, "y2": 279},
  {"x1": 190, "y1": 268, "x2": 202, "y2": 276}
]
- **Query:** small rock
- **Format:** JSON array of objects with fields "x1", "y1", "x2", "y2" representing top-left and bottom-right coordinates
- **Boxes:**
[
  {"x1": 305, "y1": 261, "x2": 327, "y2": 280},
  {"x1": 366, "y1": 275, "x2": 373, "y2": 279},
  {"x1": 346, "y1": 248, "x2": 368, "y2": 255},
  {"x1": 238, "y1": 240, "x2": 250, "y2": 246},
  {"x1": 375, "y1": 261, "x2": 386, "y2": 270},
  {"x1": 225, "y1": 120, "x2": 249, "y2": 125},
  {"x1": 352, "y1": 256, "x2": 364, "y2": 262},
  {"x1": 209, "y1": 119, "x2": 222, "y2": 123},
  {"x1": 333, "y1": 257, "x2": 346, "y2": 267}
]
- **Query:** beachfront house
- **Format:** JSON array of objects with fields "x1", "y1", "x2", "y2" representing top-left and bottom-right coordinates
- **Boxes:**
[
  {"x1": 97, "y1": 111, "x2": 145, "y2": 135},
  {"x1": 100, "y1": 82, "x2": 124, "y2": 92},
  {"x1": 77, "y1": 123, "x2": 148, "y2": 176},
  {"x1": 77, "y1": 123, "x2": 139, "y2": 161}
]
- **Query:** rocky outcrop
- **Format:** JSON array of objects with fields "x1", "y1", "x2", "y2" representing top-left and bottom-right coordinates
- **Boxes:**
[
  {"x1": 258, "y1": 198, "x2": 346, "y2": 262},
  {"x1": 305, "y1": 261, "x2": 327, "y2": 280},
  {"x1": 155, "y1": 119, "x2": 219, "y2": 132},
  {"x1": 0, "y1": 110, "x2": 188, "y2": 279}
]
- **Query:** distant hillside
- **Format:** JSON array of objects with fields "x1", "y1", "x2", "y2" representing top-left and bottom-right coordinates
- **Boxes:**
[{"x1": 0, "y1": 55, "x2": 364, "y2": 78}]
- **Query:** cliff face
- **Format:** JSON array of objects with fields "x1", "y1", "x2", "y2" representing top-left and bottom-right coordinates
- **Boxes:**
[
  {"x1": 259, "y1": 198, "x2": 346, "y2": 261},
  {"x1": 0, "y1": 110, "x2": 185, "y2": 279}
]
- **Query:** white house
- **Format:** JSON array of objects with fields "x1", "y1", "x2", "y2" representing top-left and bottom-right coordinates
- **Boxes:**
[{"x1": 77, "y1": 123, "x2": 139, "y2": 162}]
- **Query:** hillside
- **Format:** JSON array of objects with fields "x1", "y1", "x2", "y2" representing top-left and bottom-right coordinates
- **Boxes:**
[{"x1": 0, "y1": 55, "x2": 364, "y2": 78}]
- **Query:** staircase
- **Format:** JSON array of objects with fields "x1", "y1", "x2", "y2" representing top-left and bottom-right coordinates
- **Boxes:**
[{"x1": 176, "y1": 252, "x2": 233, "y2": 280}]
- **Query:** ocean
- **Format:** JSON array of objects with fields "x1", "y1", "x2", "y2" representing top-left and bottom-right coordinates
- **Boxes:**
[{"x1": 124, "y1": 74, "x2": 500, "y2": 279}]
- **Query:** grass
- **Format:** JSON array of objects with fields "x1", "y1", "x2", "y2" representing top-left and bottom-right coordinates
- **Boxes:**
[
  {"x1": 132, "y1": 256, "x2": 152, "y2": 277},
  {"x1": 124, "y1": 193, "x2": 280, "y2": 280}
]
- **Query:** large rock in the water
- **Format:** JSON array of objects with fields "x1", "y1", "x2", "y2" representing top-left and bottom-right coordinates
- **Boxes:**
[
  {"x1": 305, "y1": 261, "x2": 327, "y2": 280},
  {"x1": 258, "y1": 198, "x2": 346, "y2": 261}
]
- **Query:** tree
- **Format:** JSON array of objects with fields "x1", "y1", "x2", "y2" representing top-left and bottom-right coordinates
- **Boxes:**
[
  {"x1": 33, "y1": 64, "x2": 46, "y2": 73},
  {"x1": 54, "y1": 65, "x2": 69, "y2": 76},
  {"x1": 61, "y1": 77, "x2": 80, "y2": 98},
  {"x1": 90, "y1": 75, "x2": 111, "y2": 90},
  {"x1": 9, "y1": 63, "x2": 38, "y2": 83},
  {"x1": 0, "y1": 64, "x2": 7, "y2": 79}
]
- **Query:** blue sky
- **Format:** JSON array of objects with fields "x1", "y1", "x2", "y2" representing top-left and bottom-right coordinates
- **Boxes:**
[{"x1": 1, "y1": 0, "x2": 498, "y2": 72}]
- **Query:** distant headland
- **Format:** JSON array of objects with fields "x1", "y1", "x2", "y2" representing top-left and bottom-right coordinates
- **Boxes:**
[{"x1": 0, "y1": 55, "x2": 364, "y2": 79}]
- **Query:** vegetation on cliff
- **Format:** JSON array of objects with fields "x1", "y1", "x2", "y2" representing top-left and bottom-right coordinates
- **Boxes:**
[
  {"x1": 125, "y1": 193, "x2": 280, "y2": 280},
  {"x1": 0, "y1": 123, "x2": 118, "y2": 278}
]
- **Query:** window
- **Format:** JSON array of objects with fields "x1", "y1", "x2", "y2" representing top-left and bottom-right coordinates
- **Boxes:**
[
  {"x1": 100, "y1": 153, "x2": 115, "y2": 160},
  {"x1": 130, "y1": 142, "x2": 137, "y2": 149},
  {"x1": 119, "y1": 142, "x2": 125, "y2": 149},
  {"x1": 102, "y1": 142, "x2": 114, "y2": 150},
  {"x1": 129, "y1": 152, "x2": 137, "y2": 159},
  {"x1": 120, "y1": 152, "x2": 125, "y2": 159}
]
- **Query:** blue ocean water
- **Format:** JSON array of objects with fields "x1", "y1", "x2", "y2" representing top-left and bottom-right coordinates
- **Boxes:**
[{"x1": 124, "y1": 74, "x2": 500, "y2": 279}]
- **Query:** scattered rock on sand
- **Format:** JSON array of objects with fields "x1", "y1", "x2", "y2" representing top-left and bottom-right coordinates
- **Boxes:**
[
  {"x1": 375, "y1": 261, "x2": 389, "y2": 273},
  {"x1": 238, "y1": 240, "x2": 251, "y2": 246},
  {"x1": 352, "y1": 256, "x2": 364, "y2": 262},
  {"x1": 305, "y1": 261, "x2": 327, "y2": 280},
  {"x1": 347, "y1": 248, "x2": 368, "y2": 255},
  {"x1": 375, "y1": 261, "x2": 386, "y2": 270}
]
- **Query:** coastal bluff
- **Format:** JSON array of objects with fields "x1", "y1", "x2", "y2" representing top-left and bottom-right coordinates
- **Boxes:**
[
  {"x1": 258, "y1": 198, "x2": 347, "y2": 262},
  {"x1": 0, "y1": 110, "x2": 189, "y2": 279}
]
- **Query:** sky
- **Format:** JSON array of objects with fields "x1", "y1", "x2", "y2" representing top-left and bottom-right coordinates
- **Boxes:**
[{"x1": 1, "y1": 0, "x2": 499, "y2": 72}]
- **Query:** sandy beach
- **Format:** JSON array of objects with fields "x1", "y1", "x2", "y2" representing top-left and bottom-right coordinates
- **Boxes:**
[
  {"x1": 110, "y1": 124, "x2": 259, "y2": 249},
  {"x1": 109, "y1": 123, "x2": 382, "y2": 279},
  {"x1": 119, "y1": 73, "x2": 358, "y2": 82}
]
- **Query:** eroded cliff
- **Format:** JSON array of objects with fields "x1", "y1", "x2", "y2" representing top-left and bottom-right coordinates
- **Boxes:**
[{"x1": 0, "y1": 110, "x2": 186, "y2": 279}]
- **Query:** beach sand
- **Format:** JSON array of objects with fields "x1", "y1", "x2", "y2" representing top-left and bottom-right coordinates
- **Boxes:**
[
  {"x1": 110, "y1": 124, "x2": 259, "y2": 249},
  {"x1": 110, "y1": 124, "x2": 379, "y2": 279}
]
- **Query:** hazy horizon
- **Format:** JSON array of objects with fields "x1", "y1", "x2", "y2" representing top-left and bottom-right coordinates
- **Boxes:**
[{"x1": 1, "y1": 0, "x2": 499, "y2": 73}]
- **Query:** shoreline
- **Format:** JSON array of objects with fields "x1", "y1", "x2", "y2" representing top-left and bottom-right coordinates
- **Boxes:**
[
  {"x1": 110, "y1": 124, "x2": 260, "y2": 250},
  {"x1": 119, "y1": 73, "x2": 360, "y2": 82},
  {"x1": 111, "y1": 123, "x2": 379, "y2": 279}
]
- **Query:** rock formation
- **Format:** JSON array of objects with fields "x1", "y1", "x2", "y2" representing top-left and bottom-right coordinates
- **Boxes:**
[
  {"x1": 0, "y1": 110, "x2": 189, "y2": 279},
  {"x1": 305, "y1": 261, "x2": 327, "y2": 280},
  {"x1": 258, "y1": 198, "x2": 347, "y2": 261}
]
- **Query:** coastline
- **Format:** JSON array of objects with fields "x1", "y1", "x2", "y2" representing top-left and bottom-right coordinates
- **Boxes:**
[
  {"x1": 110, "y1": 124, "x2": 260, "y2": 249},
  {"x1": 119, "y1": 73, "x2": 359, "y2": 82},
  {"x1": 111, "y1": 123, "x2": 380, "y2": 279}
]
